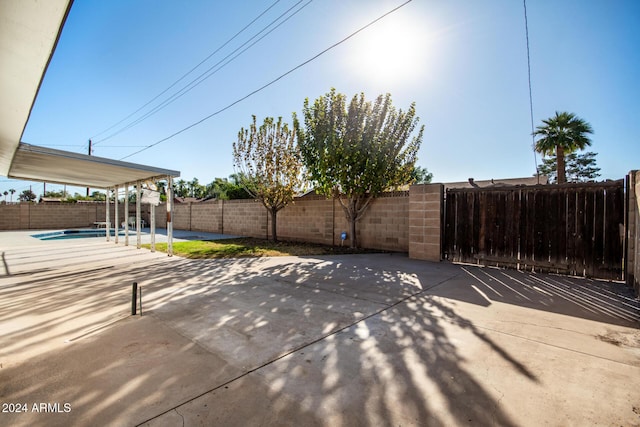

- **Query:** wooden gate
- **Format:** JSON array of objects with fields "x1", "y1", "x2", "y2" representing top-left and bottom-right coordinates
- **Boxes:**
[{"x1": 443, "y1": 180, "x2": 625, "y2": 280}]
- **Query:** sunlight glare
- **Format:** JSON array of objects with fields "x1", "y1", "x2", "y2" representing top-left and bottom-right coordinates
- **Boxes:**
[{"x1": 346, "y1": 14, "x2": 431, "y2": 87}]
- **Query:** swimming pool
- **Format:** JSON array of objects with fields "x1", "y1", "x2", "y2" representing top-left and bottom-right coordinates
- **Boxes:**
[{"x1": 32, "y1": 229, "x2": 126, "y2": 241}]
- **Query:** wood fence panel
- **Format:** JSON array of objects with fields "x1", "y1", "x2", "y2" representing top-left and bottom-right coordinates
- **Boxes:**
[{"x1": 443, "y1": 180, "x2": 624, "y2": 280}]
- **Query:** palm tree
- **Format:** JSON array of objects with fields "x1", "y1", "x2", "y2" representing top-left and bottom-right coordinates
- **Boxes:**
[
  {"x1": 188, "y1": 177, "x2": 201, "y2": 198},
  {"x1": 534, "y1": 111, "x2": 593, "y2": 184},
  {"x1": 174, "y1": 179, "x2": 186, "y2": 198},
  {"x1": 9, "y1": 188, "x2": 15, "y2": 202},
  {"x1": 2, "y1": 191, "x2": 7, "y2": 202}
]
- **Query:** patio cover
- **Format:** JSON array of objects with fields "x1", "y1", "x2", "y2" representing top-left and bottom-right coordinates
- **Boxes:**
[
  {"x1": 1, "y1": 0, "x2": 179, "y2": 255},
  {"x1": 9, "y1": 143, "x2": 180, "y2": 189}
]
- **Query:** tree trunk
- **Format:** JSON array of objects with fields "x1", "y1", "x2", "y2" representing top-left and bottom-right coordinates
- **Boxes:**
[
  {"x1": 270, "y1": 207, "x2": 278, "y2": 242},
  {"x1": 335, "y1": 194, "x2": 375, "y2": 249},
  {"x1": 349, "y1": 213, "x2": 357, "y2": 249},
  {"x1": 556, "y1": 146, "x2": 566, "y2": 184}
]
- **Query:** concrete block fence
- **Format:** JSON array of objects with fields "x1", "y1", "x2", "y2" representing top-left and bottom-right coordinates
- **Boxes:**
[{"x1": 0, "y1": 184, "x2": 445, "y2": 261}]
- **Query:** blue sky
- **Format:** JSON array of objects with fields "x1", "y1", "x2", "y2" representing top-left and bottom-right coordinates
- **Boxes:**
[{"x1": 3, "y1": 0, "x2": 639, "y2": 198}]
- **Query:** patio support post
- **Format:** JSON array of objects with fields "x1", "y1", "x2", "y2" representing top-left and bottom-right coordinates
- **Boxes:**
[
  {"x1": 136, "y1": 181, "x2": 141, "y2": 249},
  {"x1": 167, "y1": 175, "x2": 173, "y2": 256},
  {"x1": 124, "y1": 183, "x2": 129, "y2": 246},
  {"x1": 114, "y1": 185, "x2": 119, "y2": 244},
  {"x1": 105, "y1": 187, "x2": 111, "y2": 242},
  {"x1": 150, "y1": 183, "x2": 156, "y2": 252}
]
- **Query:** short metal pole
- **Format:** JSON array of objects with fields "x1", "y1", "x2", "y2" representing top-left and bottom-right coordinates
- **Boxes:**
[
  {"x1": 131, "y1": 282, "x2": 138, "y2": 315},
  {"x1": 139, "y1": 286, "x2": 142, "y2": 316}
]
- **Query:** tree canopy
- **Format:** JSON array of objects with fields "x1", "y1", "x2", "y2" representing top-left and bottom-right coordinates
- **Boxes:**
[
  {"x1": 233, "y1": 115, "x2": 304, "y2": 241},
  {"x1": 538, "y1": 151, "x2": 601, "y2": 183},
  {"x1": 297, "y1": 89, "x2": 423, "y2": 248},
  {"x1": 19, "y1": 189, "x2": 37, "y2": 202},
  {"x1": 411, "y1": 166, "x2": 433, "y2": 184},
  {"x1": 534, "y1": 111, "x2": 593, "y2": 184}
]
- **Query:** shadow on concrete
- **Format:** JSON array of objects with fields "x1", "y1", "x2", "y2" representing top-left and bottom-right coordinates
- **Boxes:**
[
  {"x1": 435, "y1": 263, "x2": 640, "y2": 327},
  {"x1": 0, "y1": 254, "x2": 524, "y2": 426},
  {"x1": 0, "y1": 246, "x2": 638, "y2": 426}
]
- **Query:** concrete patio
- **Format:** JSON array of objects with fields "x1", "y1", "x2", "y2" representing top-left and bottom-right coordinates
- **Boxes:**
[{"x1": 0, "y1": 230, "x2": 639, "y2": 426}]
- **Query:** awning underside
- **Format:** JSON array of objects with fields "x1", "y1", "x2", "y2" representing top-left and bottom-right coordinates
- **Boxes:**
[{"x1": 8, "y1": 143, "x2": 180, "y2": 188}]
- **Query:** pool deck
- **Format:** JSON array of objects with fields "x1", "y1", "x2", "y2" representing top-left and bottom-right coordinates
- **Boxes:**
[
  {"x1": 1, "y1": 230, "x2": 639, "y2": 426},
  {"x1": 15, "y1": 227, "x2": 238, "y2": 245}
]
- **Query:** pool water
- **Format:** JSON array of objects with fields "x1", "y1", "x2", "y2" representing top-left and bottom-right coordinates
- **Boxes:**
[{"x1": 32, "y1": 229, "x2": 126, "y2": 241}]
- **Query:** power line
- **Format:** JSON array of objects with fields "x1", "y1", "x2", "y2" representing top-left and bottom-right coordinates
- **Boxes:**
[
  {"x1": 524, "y1": 0, "x2": 539, "y2": 182},
  {"x1": 120, "y1": 0, "x2": 414, "y2": 161},
  {"x1": 94, "y1": 0, "x2": 313, "y2": 146},
  {"x1": 90, "y1": 0, "x2": 284, "y2": 143},
  {"x1": 88, "y1": 145, "x2": 149, "y2": 148}
]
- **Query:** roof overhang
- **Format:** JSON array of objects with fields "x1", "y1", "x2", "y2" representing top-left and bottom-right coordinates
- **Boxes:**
[
  {"x1": 9, "y1": 143, "x2": 179, "y2": 188},
  {"x1": 0, "y1": 0, "x2": 72, "y2": 176}
]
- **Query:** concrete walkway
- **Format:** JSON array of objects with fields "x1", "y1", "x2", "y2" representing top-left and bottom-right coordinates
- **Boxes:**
[{"x1": 0, "y1": 230, "x2": 639, "y2": 426}]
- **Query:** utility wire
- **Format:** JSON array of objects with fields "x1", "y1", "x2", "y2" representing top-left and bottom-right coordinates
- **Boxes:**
[
  {"x1": 120, "y1": 0, "x2": 414, "y2": 160},
  {"x1": 90, "y1": 0, "x2": 283, "y2": 142},
  {"x1": 96, "y1": 0, "x2": 312, "y2": 146},
  {"x1": 524, "y1": 0, "x2": 539, "y2": 183}
]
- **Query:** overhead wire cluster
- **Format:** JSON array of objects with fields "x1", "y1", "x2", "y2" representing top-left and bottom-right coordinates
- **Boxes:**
[
  {"x1": 89, "y1": 0, "x2": 313, "y2": 150},
  {"x1": 118, "y1": 0, "x2": 414, "y2": 160},
  {"x1": 79, "y1": 0, "x2": 415, "y2": 161},
  {"x1": 3, "y1": 1, "x2": 416, "y2": 195}
]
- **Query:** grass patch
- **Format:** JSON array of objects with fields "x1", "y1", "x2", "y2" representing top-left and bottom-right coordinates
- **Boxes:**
[{"x1": 143, "y1": 237, "x2": 379, "y2": 259}]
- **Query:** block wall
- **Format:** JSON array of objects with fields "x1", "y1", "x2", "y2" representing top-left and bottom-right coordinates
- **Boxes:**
[
  {"x1": 222, "y1": 199, "x2": 269, "y2": 238},
  {"x1": 277, "y1": 196, "x2": 335, "y2": 245},
  {"x1": 354, "y1": 193, "x2": 410, "y2": 251},
  {"x1": 191, "y1": 200, "x2": 222, "y2": 232},
  {"x1": 0, "y1": 204, "x2": 21, "y2": 230},
  {"x1": 0, "y1": 189, "x2": 442, "y2": 256},
  {"x1": 408, "y1": 183, "x2": 444, "y2": 262}
]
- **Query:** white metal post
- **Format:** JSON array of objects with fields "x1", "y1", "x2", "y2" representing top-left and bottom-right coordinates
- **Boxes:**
[
  {"x1": 150, "y1": 184, "x2": 156, "y2": 252},
  {"x1": 167, "y1": 176, "x2": 173, "y2": 256},
  {"x1": 114, "y1": 185, "x2": 119, "y2": 244},
  {"x1": 136, "y1": 181, "x2": 142, "y2": 249},
  {"x1": 105, "y1": 187, "x2": 111, "y2": 242},
  {"x1": 124, "y1": 183, "x2": 129, "y2": 246}
]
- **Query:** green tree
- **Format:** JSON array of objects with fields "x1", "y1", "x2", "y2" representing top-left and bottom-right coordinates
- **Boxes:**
[
  {"x1": 44, "y1": 190, "x2": 66, "y2": 198},
  {"x1": 204, "y1": 177, "x2": 229, "y2": 199},
  {"x1": 233, "y1": 115, "x2": 304, "y2": 242},
  {"x1": 3, "y1": 191, "x2": 7, "y2": 202},
  {"x1": 19, "y1": 189, "x2": 36, "y2": 202},
  {"x1": 534, "y1": 111, "x2": 593, "y2": 184},
  {"x1": 538, "y1": 151, "x2": 601, "y2": 183},
  {"x1": 411, "y1": 166, "x2": 433, "y2": 184},
  {"x1": 226, "y1": 173, "x2": 255, "y2": 199},
  {"x1": 9, "y1": 188, "x2": 15, "y2": 202},
  {"x1": 156, "y1": 181, "x2": 167, "y2": 201},
  {"x1": 204, "y1": 176, "x2": 252, "y2": 200},
  {"x1": 187, "y1": 177, "x2": 204, "y2": 198},
  {"x1": 90, "y1": 191, "x2": 106, "y2": 201},
  {"x1": 156, "y1": 181, "x2": 166, "y2": 195},
  {"x1": 297, "y1": 89, "x2": 423, "y2": 248},
  {"x1": 173, "y1": 179, "x2": 187, "y2": 198}
]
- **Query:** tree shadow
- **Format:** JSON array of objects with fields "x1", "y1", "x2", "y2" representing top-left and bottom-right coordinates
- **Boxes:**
[
  {"x1": 2, "y1": 241, "x2": 636, "y2": 426},
  {"x1": 138, "y1": 254, "x2": 532, "y2": 426},
  {"x1": 433, "y1": 263, "x2": 640, "y2": 327}
]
